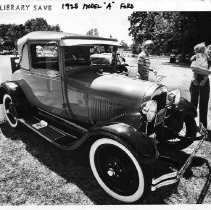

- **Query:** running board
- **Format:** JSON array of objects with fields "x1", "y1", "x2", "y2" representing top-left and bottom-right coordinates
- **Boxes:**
[{"x1": 19, "y1": 116, "x2": 79, "y2": 150}]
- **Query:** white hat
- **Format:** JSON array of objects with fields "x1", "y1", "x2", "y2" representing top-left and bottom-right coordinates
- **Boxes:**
[{"x1": 143, "y1": 40, "x2": 154, "y2": 47}]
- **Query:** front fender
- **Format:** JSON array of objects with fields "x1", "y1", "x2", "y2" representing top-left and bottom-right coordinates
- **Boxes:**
[
  {"x1": 110, "y1": 112, "x2": 142, "y2": 130},
  {"x1": 81, "y1": 122, "x2": 159, "y2": 164}
]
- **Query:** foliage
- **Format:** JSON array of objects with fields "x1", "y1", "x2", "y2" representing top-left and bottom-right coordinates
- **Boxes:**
[
  {"x1": 128, "y1": 12, "x2": 211, "y2": 56},
  {"x1": 86, "y1": 28, "x2": 99, "y2": 37},
  {"x1": 130, "y1": 42, "x2": 139, "y2": 54},
  {"x1": 119, "y1": 40, "x2": 129, "y2": 50},
  {"x1": 25, "y1": 18, "x2": 60, "y2": 33},
  {"x1": 0, "y1": 18, "x2": 60, "y2": 50}
]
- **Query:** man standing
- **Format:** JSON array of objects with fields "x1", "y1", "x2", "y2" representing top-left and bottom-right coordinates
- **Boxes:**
[{"x1": 137, "y1": 40, "x2": 156, "y2": 80}]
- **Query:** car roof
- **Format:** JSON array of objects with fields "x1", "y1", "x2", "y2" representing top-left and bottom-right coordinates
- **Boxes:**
[
  {"x1": 17, "y1": 31, "x2": 119, "y2": 55},
  {"x1": 19, "y1": 31, "x2": 118, "y2": 42}
]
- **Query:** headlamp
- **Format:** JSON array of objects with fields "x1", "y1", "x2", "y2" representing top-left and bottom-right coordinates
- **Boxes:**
[{"x1": 141, "y1": 100, "x2": 157, "y2": 122}]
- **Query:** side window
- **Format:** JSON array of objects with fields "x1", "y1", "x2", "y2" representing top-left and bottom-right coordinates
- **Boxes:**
[
  {"x1": 20, "y1": 44, "x2": 29, "y2": 70},
  {"x1": 30, "y1": 44, "x2": 59, "y2": 71}
]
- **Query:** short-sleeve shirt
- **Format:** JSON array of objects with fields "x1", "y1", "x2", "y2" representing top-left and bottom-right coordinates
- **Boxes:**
[
  {"x1": 137, "y1": 51, "x2": 150, "y2": 80},
  {"x1": 191, "y1": 53, "x2": 208, "y2": 83}
]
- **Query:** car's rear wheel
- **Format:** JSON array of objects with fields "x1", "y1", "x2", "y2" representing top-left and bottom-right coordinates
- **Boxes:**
[
  {"x1": 3, "y1": 94, "x2": 18, "y2": 128},
  {"x1": 89, "y1": 138, "x2": 147, "y2": 203}
]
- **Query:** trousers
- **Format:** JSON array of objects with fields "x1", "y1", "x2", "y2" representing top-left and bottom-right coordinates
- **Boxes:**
[{"x1": 190, "y1": 78, "x2": 210, "y2": 128}]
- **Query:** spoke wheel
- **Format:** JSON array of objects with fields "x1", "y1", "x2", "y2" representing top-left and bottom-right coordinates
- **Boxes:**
[
  {"x1": 3, "y1": 94, "x2": 18, "y2": 128},
  {"x1": 89, "y1": 138, "x2": 145, "y2": 203}
]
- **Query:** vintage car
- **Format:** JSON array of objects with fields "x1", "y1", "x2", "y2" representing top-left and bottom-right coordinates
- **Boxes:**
[
  {"x1": 0, "y1": 31, "x2": 207, "y2": 203},
  {"x1": 169, "y1": 49, "x2": 178, "y2": 63}
]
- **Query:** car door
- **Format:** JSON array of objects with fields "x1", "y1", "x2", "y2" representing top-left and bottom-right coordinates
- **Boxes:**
[{"x1": 26, "y1": 42, "x2": 66, "y2": 117}]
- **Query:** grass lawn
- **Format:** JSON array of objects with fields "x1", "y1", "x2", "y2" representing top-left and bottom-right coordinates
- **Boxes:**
[
  {"x1": 0, "y1": 122, "x2": 116, "y2": 205},
  {"x1": 0, "y1": 120, "x2": 211, "y2": 205}
]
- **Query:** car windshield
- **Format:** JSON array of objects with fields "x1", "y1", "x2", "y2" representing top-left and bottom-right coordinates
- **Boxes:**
[{"x1": 64, "y1": 45, "x2": 117, "y2": 70}]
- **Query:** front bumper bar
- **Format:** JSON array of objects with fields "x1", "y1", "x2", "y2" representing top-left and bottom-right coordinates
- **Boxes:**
[{"x1": 151, "y1": 123, "x2": 208, "y2": 191}]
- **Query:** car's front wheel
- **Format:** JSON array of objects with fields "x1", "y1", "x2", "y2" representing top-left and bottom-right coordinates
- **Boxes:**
[
  {"x1": 3, "y1": 93, "x2": 18, "y2": 128},
  {"x1": 89, "y1": 138, "x2": 147, "y2": 203}
]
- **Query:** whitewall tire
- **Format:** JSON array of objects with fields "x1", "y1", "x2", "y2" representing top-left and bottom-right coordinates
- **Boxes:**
[
  {"x1": 3, "y1": 94, "x2": 18, "y2": 128},
  {"x1": 89, "y1": 138, "x2": 145, "y2": 203}
]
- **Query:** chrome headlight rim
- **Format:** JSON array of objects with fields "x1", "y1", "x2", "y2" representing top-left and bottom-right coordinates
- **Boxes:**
[
  {"x1": 151, "y1": 86, "x2": 168, "y2": 99},
  {"x1": 167, "y1": 89, "x2": 181, "y2": 106},
  {"x1": 140, "y1": 100, "x2": 157, "y2": 122}
]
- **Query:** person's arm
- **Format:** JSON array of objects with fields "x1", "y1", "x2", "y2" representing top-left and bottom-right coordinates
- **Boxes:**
[
  {"x1": 207, "y1": 54, "x2": 211, "y2": 64},
  {"x1": 190, "y1": 55, "x2": 196, "y2": 62},
  {"x1": 148, "y1": 67, "x2": 157, "y2": 74},
  {"x1": 137, "y1": 54, "x2": 145, "y2": 65},
  {"x1": 192, "y1": 67, "x2": 211, "y2": 75}
]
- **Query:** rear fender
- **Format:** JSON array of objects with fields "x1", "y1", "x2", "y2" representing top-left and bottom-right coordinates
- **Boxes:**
[
  {"x1": 82, "y1": 122, "x2": 159, "y2": 164},
  {"x1": 0, "y1": 81, "x2": 29, "y2": 117}
]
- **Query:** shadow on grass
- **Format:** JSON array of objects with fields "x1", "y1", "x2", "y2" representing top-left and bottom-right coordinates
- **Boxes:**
[
  {"x1": 0, "y1": 122, "x2": 120, "y2": 205},
  {"x1": 154, "y1": 147, "x2": 211, "y2": 204},
  {"x1": 160, "y1": 61, "x2": 191, "y2": 69},
  {"x1": 196, "y1": 158, "x2": 211, "y2": 204},
  {"x1": 1, "y1": 122, "x2": 211, "y2": 204}
]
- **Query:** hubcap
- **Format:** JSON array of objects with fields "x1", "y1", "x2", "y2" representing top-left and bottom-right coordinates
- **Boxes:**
[
  {"x1": 107, "y1": 168, "x2": 115, "y2": 177},
  {"x1": 94, "y1": 144, "x2": 139, "y2": 196}
]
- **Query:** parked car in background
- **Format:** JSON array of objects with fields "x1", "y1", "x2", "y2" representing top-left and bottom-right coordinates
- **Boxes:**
[
  {"x1": 169, "y1": 49, "x2": 178, "y2": 63},
  {"x1": 185, "y1": 53, "x2": 191, "y2": 63},
  {"x1": 0, "y1": 31, "x2": 207, "y2": 203},
  {"x1": 0, "y1": 50, "x2": 10, "y2": 55}
]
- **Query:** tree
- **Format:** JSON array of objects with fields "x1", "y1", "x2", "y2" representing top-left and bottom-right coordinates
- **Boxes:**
[
  {"x1": 128, "y1": 12, "x2": 211, "y2": 56},
  {"x1": 86, "y1": 28, "x2": 99, "y2": 36},
  {"x1": 119, "y1": 40, "x2": 129, "y2": 50},
  {"x1": 25, "y1": 18, "x2": 60, "y2": 33},
  {"x1": 5, "y1": 24, "x2": 25, "y2": 48},
  {"x1": 130, "y1": 42, "x2": 139, "y2": 54},
  {"x1": 50, "y1": 24, "x2": 61, "y2": 32},
  {"x1": 128, "y1": 12, "x2": 158, "y2": 44},
  {"x1": 0, "y1": 18, "x2": 61, "y2": 50}
]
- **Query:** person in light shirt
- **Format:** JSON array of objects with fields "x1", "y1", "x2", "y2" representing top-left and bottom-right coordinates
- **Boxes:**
[
  {"x1": 190, "y1": 43, "x2": 211, "y2": 129},
  {"x1": 137, "y1": 40, "x2": 157, "y2": 80}
]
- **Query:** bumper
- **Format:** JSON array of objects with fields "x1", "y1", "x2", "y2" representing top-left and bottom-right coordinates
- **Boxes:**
[{"x1": 151, "y1": 123, "x2": 208, "y2": 191}]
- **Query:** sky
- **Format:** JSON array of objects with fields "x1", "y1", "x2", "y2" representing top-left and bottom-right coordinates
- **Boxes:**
[{"x1": 0, "y1": 10, "x2": 134, "y2": 45}]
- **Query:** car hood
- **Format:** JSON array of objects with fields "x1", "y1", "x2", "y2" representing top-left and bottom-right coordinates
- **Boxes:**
[{"x1": 90, "y1": 73, "x2": 159, "y2": 103}]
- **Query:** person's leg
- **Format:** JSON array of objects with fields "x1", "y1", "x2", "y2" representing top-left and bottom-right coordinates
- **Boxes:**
[
  {"x1": 190, "y1": 81, "x2": 199, "y2": 109},
  {"x1": 199, "y1": 78, "x2": 210, "y2": 128}
]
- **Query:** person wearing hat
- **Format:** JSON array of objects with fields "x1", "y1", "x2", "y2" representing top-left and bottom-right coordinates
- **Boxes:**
[{"x1": 137, "y1": 40, "x2": 157, "y2": 80}]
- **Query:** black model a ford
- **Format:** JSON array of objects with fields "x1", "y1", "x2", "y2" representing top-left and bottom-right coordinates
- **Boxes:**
[{"x1": 0, "y1": 31, "x2": 208, "y2": 203}]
